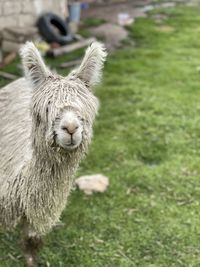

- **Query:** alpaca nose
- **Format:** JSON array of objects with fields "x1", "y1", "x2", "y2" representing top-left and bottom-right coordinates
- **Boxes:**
[{"x1": 65, "y1": 122, "x2": 79, "y2": 135}]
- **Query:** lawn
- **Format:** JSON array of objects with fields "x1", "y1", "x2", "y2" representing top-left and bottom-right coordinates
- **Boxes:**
[{"x1": 1, "y1": 4, "x2": 200, "y2": 267}]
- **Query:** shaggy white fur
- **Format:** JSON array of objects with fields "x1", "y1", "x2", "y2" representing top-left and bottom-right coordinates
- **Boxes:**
[{"x1": 0, "y1": 41, "x2": 107, "y2": 237}]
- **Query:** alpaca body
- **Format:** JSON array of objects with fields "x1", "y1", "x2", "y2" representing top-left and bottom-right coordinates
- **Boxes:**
[{"x1": 0, "y1": 41, "x2": 106, "y2": 266}]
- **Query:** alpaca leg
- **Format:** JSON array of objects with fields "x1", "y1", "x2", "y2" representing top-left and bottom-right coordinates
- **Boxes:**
[{"x1": 21, "y1": 221, "x2": 42, "y2": 267}]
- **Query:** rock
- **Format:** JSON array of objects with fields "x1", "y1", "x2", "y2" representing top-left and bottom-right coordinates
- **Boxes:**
[
  {"x1": 1, "y1": 26, "x2": 39, "y2": 52},
  {"x1": 89, "y1": 23, "x2": 128, "y2": 51},
  {"x1": 2, "y1": 26, "x2": 38, "y2": 43},
  {"x1": 2, "y1": 40, "x2": 22, "y2": 53},
  {"x1": 75, "y1": 174, "x2": 109, "y2": 195}
]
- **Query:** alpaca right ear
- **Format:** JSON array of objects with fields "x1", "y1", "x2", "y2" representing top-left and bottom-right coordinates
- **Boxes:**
[
  {"x1": 20, "y1": 42, "x2": 51, "y2": 87},
  {"x1": 71, "y1": 42, "x2": 107, "y2": 86}
]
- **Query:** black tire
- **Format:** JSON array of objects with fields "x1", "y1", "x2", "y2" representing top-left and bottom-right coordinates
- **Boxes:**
[{"x1": 37, "y1": 13, "x2": 73, "y2": 45}]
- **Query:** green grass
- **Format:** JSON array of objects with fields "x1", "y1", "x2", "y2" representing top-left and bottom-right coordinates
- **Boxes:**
[
  {"x1": 1, "y1": 4, "x2": 200, "y2": 267},
  {"x1": 82, "y1": 17, "x2": 106, "y2": 28}
]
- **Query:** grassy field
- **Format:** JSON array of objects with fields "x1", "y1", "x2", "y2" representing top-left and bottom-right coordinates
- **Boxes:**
[{"x1": 1, "y1": 4, "x2": 200, "y2": 267}]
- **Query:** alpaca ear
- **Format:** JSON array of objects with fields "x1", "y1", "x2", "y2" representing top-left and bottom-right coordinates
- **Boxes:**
[
  {"x1": 20, "y1": 41, "x2": 51, "y2": 87},
  {"x1": 72, "y1": 42, "x2": 107, "y2": 86}
]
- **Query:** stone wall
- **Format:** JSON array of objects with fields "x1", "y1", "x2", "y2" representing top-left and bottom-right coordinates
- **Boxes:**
[{"x1": 0, "y1": 0, "x2": 67, "y2": 30}]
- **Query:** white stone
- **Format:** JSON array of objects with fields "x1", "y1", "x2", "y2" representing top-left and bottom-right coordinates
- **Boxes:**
[{"x1": 75, "y1": 174, "x2": 109, "y2": 195}]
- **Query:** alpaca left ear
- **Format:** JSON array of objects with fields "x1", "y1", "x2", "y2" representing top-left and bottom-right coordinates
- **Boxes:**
[
  {"x1": 20, "y1": 42, "x2": 51, "y2": 87},
  {"x1": 71, "y1": 42, "x2": 107, "y2": 87}
]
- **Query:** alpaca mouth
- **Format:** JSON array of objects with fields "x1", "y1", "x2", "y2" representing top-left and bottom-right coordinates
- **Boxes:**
[
  {"x1": 64, "y1": 141, "x2": 79, "y2": 150},
  {"x1": 69, "y1": 141, "x2": 75, "y2": 146}
]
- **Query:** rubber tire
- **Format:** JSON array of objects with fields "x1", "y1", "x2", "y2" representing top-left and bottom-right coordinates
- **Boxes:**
[{"x1": 37, "y1": 13, "x2": 72, "y2": 45}]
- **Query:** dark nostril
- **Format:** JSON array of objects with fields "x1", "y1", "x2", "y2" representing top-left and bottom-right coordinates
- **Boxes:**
[{"x1": 62, "y1": 124, "x2": 79, "y2": 135}]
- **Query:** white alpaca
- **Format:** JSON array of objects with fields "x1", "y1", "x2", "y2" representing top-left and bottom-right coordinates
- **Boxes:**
[{"x1": 0, "y1": 41, "x2": 107, "y2": 267}]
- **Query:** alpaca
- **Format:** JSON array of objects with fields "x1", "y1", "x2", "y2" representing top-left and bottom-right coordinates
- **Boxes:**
[{"x1": 0, "y1": 41, "x2": 107, "y2": 266}]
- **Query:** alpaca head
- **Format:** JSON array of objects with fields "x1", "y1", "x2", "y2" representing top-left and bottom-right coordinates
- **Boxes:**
[{"x1": 20, "y1": 42, "x2": 107, "y2": 152}]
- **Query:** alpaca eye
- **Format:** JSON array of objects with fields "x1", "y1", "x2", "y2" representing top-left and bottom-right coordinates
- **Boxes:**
[
  {"x1": 61, "y1": 126, "x2": 67, "y2": 131},
  {"x1": 78, "y1": 116, "x2": 84, "y2": 122}
]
